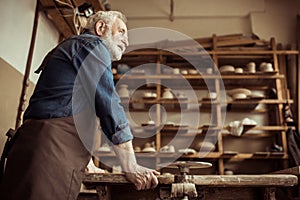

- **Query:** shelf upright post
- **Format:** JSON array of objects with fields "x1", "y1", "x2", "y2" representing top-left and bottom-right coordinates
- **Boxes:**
[
  {"x1": 212, "y1": 34, "x2": 224, "y2": 175},
  {"x1": 156, "y1": 52, "x2": 163, "y2": 168},
  {"x1": 271, "y1": 38, "x2": 288, "y2": 168}
]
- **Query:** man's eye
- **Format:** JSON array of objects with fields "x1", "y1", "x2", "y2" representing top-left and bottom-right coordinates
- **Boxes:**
[{"x1": 119, "y1": 29, "x2": 125, "y2": 34}]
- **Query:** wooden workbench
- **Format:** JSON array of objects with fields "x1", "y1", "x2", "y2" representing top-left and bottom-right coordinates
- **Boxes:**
[{"x1": 82, "y1": 173, "x2": 298, "y2": 200}]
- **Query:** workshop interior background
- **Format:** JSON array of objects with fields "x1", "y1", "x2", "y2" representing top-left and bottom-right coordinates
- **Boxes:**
[{"x1": 0, "y1": 0, "x2": 300, "y2": 175}]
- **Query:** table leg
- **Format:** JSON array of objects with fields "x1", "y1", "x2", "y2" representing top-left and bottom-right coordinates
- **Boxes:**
[
  {"x1": 96, "y1": 185, "x2": 111, "y2": 200},
  {"x1": 264, "y1": 187, "x2": 276, "y2": 200}
]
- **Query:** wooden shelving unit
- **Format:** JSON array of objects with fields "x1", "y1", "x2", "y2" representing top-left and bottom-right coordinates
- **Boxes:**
[{"x1": 96, "y1": 34, "x2": 298, "y2": 175}]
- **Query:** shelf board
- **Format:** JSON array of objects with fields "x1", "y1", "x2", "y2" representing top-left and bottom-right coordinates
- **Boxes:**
[
  {"x1": 227, "y1": 99, "x2": 293, "y2": 104},
  {"x1": 249, "y1": 126, "x2": 291, "y2": 131},
  {"x1": 222, "y1": 125, "x2": 291, "y2": 132},
  {"x1": 94, "y1": 151, "x2": 288, "y2": 160},
  {"x1": 132, "y1": 125, "x2": 290, "y2": 133},
  {"x1": 121, "y1": 99, "x2": 293, "y2": 105},
  {"x1": 182, "y1": 152, "x2": 221, "y2": 158},
  {"x1": 222, "y1": 132, "x2": 276, "y2": 138},
  {"x1": 222, "y1": 152, "x2": 288, "y2": 159},
  {"x1": 114, "y1": 74, "x2": 285, "y2": 80},
  {"x1": 122, "y1": 49, "x2": 299, "y2": 56}
]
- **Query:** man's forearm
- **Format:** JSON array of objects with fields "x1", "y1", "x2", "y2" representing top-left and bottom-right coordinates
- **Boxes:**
[{"x1": 112, "y1": 140, "x2": 137, "y2": 172}]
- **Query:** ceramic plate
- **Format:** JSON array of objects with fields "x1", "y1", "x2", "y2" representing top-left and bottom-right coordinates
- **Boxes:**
[{"x1": 227, "y1": 88, "x2": 252, "y2": 96}]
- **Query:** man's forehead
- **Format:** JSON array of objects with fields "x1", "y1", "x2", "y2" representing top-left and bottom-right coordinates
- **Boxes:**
[{"x1": 112, "y1": 18, "x2": 127, "y2": 31}]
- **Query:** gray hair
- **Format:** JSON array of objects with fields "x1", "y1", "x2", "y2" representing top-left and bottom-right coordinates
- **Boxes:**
[{"x1": 84, "y1": 10, "x2": 127, "y2": 31}]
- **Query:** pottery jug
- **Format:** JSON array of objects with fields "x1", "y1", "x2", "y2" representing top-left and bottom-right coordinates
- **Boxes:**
[
  {"x1": 162, "y1": 88, "x2": 173, "y2": 99},
  {"x1": 118, "y1": 84, "x2": 129, "y2": 98}
]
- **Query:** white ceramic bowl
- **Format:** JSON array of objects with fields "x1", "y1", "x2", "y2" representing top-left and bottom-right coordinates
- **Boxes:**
[
  {"x1": 142, "y1": 147, "x2": 156, "y2": 152},
  {"x1": 188, "y1": 69, "x2": 198, "y2": 74},
  {"x1": 235, "y1": 68, "x2": 243, "y2": 73},
  {"x1": 232, "y1": 93, "x2": 247, "y2": 99},
  {"x1": 143, "y1": 92, "x2": 153, "y2": 97},
  {"x1": 220, "y1": 65, "x2": 235, "y2": 73}
]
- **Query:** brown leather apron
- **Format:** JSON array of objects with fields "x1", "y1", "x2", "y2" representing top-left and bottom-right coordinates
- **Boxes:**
[{"x1": 0, "y1": 116, "x2": 91, "y2": 200}]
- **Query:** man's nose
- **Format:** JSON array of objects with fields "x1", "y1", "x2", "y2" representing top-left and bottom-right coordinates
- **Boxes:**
[{"x1": 122, "y1": 35, "x2": 129, "y2": 47}]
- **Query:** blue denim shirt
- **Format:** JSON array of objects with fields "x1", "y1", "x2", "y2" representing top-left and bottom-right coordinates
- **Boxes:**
[{"x1": 24, "y1": 32, "x2": 133, "y2": 145}]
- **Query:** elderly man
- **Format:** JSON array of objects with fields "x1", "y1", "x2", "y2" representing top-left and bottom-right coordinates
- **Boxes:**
[{"x1": 0, "y1": 11, "x2": 159, "y2": 200}]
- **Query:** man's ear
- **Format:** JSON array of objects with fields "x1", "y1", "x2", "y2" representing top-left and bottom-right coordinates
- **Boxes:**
[{"x1": 95, "y1": 20, "x2": 106, "y2": 36}]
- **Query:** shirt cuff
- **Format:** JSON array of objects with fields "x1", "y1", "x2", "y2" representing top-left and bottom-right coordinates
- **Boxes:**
[{"x1": 111, "y1": 123, "x2": 134, "y2": 144}]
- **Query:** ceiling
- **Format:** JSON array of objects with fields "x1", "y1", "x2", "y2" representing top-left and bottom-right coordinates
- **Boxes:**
[{"x1": 38, "y1": 0, "x2": 105, "y2": 39}]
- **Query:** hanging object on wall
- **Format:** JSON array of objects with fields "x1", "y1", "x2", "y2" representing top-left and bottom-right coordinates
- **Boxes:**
[
  {"x1": 169, "y1": 0, "x2": 174, "y2": 21},
  {"x1": 78, "y1": 3, "x2": 94, "y2": 18}
]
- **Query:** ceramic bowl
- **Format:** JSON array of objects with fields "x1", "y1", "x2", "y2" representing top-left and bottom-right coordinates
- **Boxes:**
[
  {"x1": 207, "y1": 92, "x2": 217, "y2": 99},
  {"x1": 197, "y1": 141, "x2": 215, "y2": 152},
  {"x1": 241, "y1": 118, "x2": 257, "y2": 125},
  {"x1": 142, "y1": 147, "x2": 156, "y2": 152},
  {"x1": 220, "y1": 65, "x2": 235, "y2": 73},
  {"x1": 147, "y1": 120, "x2": 155, "y2": 125},
  {"x1": 134, "y1": 146, "x2": 141, "y2": 152},
  {"x1": 160, "y1": 145, "x2": 175, "y2": 153},
  {"x1": 235, "y1": 68, "x2": 243, "y2": 73},
  {"x1": 229, "y1": 120, "x2": 244, "y2": 136},
  {"x1": 178, "y1": 148, "x2": 197, "y2": 155},
  {"x1": 232, "y1": 93, "x2": 247, "y2": 99},
  {"x1": 181, "y1": 70, "x2": 188, "y2": 75},
  {"x1": 188, "y1": 69, "x2": 198, "y2": 75}
]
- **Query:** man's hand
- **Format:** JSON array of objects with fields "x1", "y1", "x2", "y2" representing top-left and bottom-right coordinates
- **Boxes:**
[
  {"x1": 112, "y1": 140, "x2": 160, "y2": 190},
  {"x1": 125, "y1": 165, "x2": 160, "y2": 190}
]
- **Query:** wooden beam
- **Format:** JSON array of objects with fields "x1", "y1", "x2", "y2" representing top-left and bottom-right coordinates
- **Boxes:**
[
  {"x1": 45, "y1": 9, "x2": 74, "y2": 38},
  {"x1": 53, "y1": 0, "x2": 78, "y2": 35},
  {"x1": 15, "y1": 1, "x2": 40, "y2": 129},
  {"x1": 71, "y1": 0, "x2": 104, "y2": 12},
  {"x1": 39, "y1": 0, "x2": 76, "y2": 37},
  {"x1": 85, "y1": 0, "x2": 104, "y2": 11}
]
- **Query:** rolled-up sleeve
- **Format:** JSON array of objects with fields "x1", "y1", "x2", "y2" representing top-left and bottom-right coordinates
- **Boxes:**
[{"x1": 95, "y1": 65, "x2": 133, "y2": 144}]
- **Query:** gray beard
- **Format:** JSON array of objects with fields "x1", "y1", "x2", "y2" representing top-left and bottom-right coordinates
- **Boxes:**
[{"x1": 102, "y1": 34, "x2": 123, "y2": 61}]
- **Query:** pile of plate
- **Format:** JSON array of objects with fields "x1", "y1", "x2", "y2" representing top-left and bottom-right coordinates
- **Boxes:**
[
  {"x1": 219, "y1": 65, "x2": 235, "y2": 73},
  {"x1": 227, "y1": 88, "x2": 252, "y2": 100}
]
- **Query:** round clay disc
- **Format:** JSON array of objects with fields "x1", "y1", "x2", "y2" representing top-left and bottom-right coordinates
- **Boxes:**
[{"x1": 159, "y1": 161, "x2": 212, "y2": 169}]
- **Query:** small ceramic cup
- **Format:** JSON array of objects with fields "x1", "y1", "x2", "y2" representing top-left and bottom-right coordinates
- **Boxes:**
[
  {"x1": 264, "y1": 63, "x2": 273, "y2": 72},
  {"x1": 162, "y1": 88, "x2": 173, "y2": 99},
  {"x1": 143, "y1": 92, "x2": 153, "y2": 98},
  {"x1": 247, "y1": 62, "x2": 256, "y2": 73},
  {"x1": 206, "y1": 68, "x2": 213, "y2": 74},
  {"x1": 173, "y1": 68, "x2": 180, "y2": 74},
  {"x1": 181, "y1": 70, "x2": 188, "y2": 75},
  {"x1": 207, "y1": 92, "x2": 217, "y2": 99},
  {"x1": 235, "y1": 68, "x2": 243, "y2": 74},
  {"x1": 259, "y1": 62, "x2": 267, "y2": 70}
]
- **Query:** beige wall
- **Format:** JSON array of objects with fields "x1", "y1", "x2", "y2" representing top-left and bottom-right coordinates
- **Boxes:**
[{"x1": 0, "y1": 58, "x2": 35, "y2": 152}]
